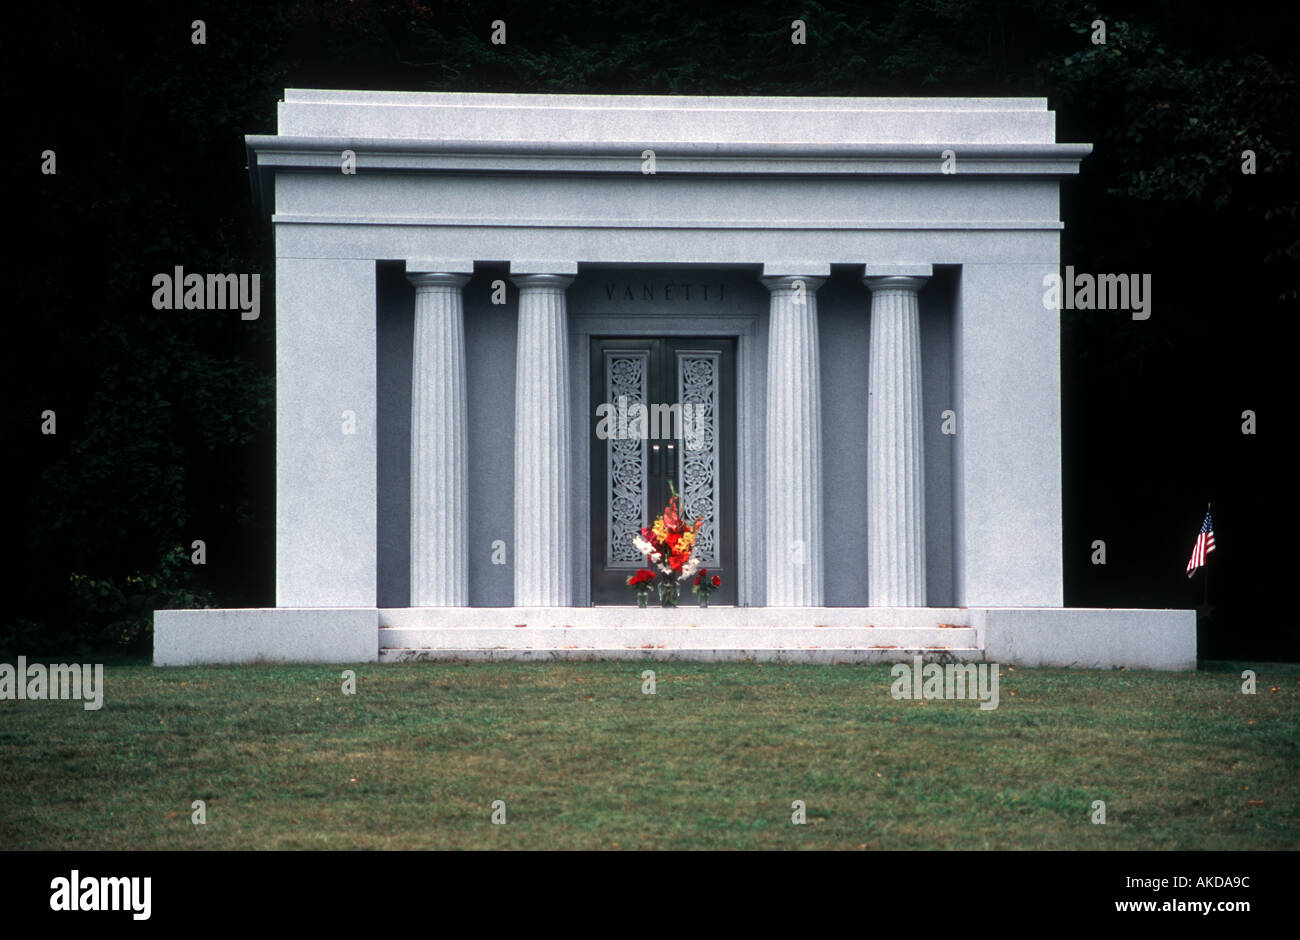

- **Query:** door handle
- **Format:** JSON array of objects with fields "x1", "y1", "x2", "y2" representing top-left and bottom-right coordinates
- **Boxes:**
[
  {"x1": 650, "y1": 443, "x2": 660, "y2": 477},
  {"x1": 665, "y1": 442, "x2": 675, "y2": 481}
]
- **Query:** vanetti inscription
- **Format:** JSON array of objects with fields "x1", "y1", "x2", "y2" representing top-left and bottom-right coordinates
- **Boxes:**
[{"x1": 602, "y1": 282, "x2": 725, "y2": 303}]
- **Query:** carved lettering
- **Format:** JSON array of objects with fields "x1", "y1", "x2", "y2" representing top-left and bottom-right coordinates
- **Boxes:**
[{"x1": 599, "y1": 282, "x2": 726, "y2": 304}]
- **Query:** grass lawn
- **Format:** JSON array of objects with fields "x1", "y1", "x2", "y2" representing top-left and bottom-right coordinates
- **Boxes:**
[{"x1": 1, "y1": 659, "x2": 1296, "y2": 850}]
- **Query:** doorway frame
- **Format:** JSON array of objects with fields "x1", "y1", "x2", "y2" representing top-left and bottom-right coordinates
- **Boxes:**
[{"x1": 571, "y1": 309, "x2": 762, "y2": 607}]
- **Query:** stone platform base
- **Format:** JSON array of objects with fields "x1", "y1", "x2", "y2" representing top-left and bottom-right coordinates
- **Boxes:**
[
  {"x1": 152, "y1": 607, "x2": 379, "y2": 665},
  {"x1": 378, "y1": 605, "x2": 979, "y2": 665},
  {"x1": 153, "y1": 606, "x2": 1196, "y2": 670}
]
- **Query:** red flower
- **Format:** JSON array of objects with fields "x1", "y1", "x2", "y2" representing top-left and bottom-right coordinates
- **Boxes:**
[
  {"x1": 663, "y1": 496, "x2": 681, "y2": 530},
  {"x1": 711, "y1": 575, "x2": 722, "y2": 589},
  {"x1": 627, "y1": 569, "x2": 656, "y2": 587},
  {"x1": 694, "y1": 568, "x2": 708, "y2": 586}
]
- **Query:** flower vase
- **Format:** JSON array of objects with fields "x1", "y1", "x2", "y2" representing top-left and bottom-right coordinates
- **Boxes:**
[
  {"x1": 698, "y1": 593, "x2": 709, "y2": 609},
  {"x1": 659, "y1": 577, "x2": 678, "y2": 607},
  {"x1": 636, "y1": 592, "x2": 648, "y2": 609}
]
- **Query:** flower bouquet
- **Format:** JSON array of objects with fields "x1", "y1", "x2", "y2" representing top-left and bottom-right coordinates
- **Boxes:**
[
  {"x1": 692, "y1": 568, "x2": 722, "y2": 608},
  {"x1": 626, "y1": 568, "x2": 657, "y2": 608},
  {"x1": 631, "y1": 481, "x2": 704, "y2": 607}
]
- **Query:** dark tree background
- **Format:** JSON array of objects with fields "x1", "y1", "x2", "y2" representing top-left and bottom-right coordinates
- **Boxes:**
[{"x1": 5, "y1": 0, "x2": 1295, "y2": 660}]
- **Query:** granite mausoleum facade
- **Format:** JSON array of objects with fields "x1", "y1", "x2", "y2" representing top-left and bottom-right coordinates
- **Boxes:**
[{"x1": 153, "y1": 91, "x2": 1196, "y2": 669}]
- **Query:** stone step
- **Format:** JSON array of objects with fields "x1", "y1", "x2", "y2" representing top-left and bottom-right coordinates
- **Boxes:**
[
  {"x1": 378, "y1": 625, "x2": 977, "y2": 650},
  {"x1": 378, "y1": 606, "x2": 972, "y2": 630},
  {"x1": 379, "y1": 646, "x2": 983, "y2": 664}
]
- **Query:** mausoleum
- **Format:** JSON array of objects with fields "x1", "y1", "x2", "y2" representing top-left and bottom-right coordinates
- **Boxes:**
[{"x1": 154, "y1": 90, "x2": 1196, "y2": 669}]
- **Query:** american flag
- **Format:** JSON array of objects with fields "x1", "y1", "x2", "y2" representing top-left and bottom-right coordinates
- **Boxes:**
[{"x1": 1185, "y1": 509, "x2": 1216, "y2": 578}]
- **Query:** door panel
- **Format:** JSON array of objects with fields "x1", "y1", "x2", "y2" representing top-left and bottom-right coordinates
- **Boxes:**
[{"x1": 590, "y1": 337, "x2": 736, "y2": 605}]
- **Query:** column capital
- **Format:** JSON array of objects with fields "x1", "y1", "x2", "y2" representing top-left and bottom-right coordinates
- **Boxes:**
[
  {"x1": 861, "y1": 263, "x2": 933, "y2": 292},
  {"x1": 863, "y1": 275, "x2": 928, "y2": 293},
  {"x1": 760, "y1": 275, "x2": 826, "y2": 293},
  {"x1": 511, "y1": 272, "x2": 575, "y2": 291},
  {"x1": 407, "y1": 272, "x2": 471, "y2": 291}
]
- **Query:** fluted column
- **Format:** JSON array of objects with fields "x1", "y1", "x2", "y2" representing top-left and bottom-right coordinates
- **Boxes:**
[
  {"x1": 761, "y1": 273, "x2": 825, "y2": 606},
  {"x1": 863, "y1": 268, "x2": 931, "y2": 606},
  {"x1": 511, "y1": 272, "x2": 575, "y2": 606},
  {"x1": 408, "y1": 271, "x2": 471, "y2": 606}
]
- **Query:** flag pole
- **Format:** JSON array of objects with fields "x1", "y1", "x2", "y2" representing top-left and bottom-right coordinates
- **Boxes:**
[{"x1": 1204, "y1": 501, "x2": 1210, "y2": 610}]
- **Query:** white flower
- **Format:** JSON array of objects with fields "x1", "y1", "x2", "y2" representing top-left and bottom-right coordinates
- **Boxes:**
[
  {"x1": 680, "y1": 558, "x2": 700, "y2": 579},
  {"x1": 633, "y1": 536, "x2": 653, "y2": 556},
  {"x1": 649, "y1": 551, "x2": 662, "y2": 563}
]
